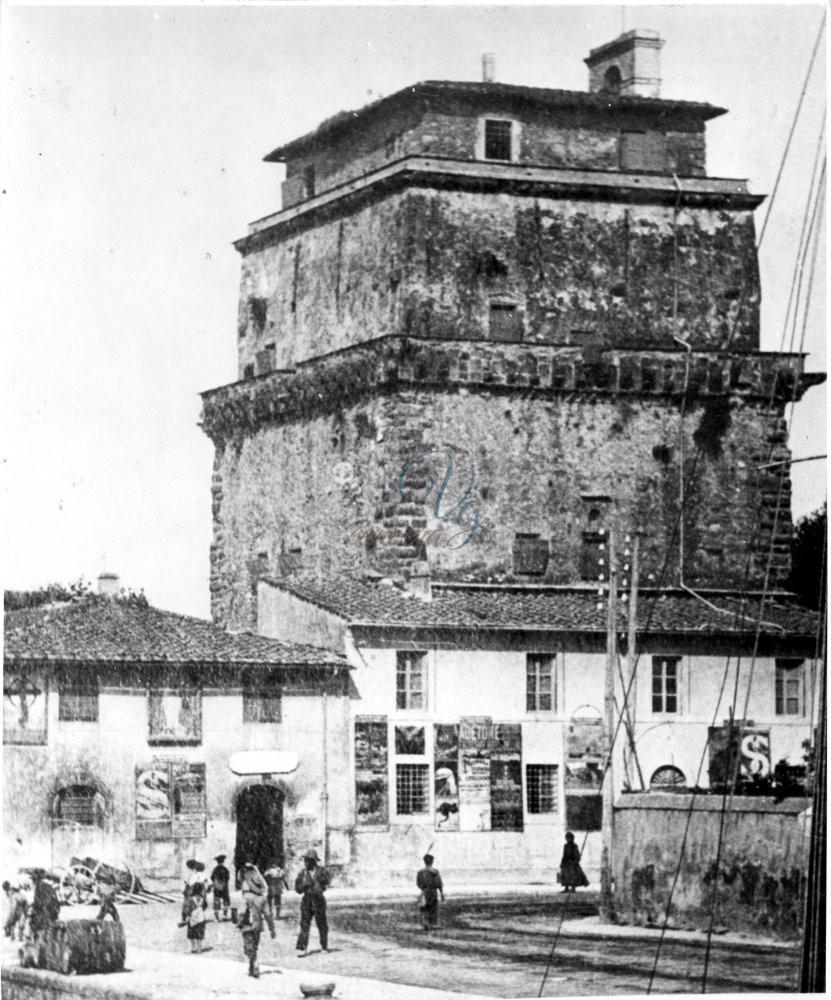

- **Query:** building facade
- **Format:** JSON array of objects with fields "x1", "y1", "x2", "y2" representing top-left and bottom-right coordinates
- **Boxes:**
[
  {"x1": 3, "y1": 593, "x2": 351, "y2": 880},
  {"x1": 197, "y1": 32, "x2": 824, "y2": 882}
]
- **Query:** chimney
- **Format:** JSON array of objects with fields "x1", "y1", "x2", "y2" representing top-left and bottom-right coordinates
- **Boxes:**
[
  {"x1": 482, "y1": 52, "x2": 496, "y2": 84},
  {"x1": 584, "y1": 29, "x2": 663, "y2": 98},
  {"x1": 407, "y1": 565, "x2": 432, "y2": 602},
  {"x1": 97, "y1": 572, "x2": 120, "y2": 597}
]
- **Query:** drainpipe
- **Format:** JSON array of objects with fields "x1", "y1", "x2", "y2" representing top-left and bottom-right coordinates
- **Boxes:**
[{"x1": 321, "y1": 685, "x2": 329, "y2": 865}]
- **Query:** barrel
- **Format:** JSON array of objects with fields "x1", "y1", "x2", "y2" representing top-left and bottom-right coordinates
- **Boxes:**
[{"x1": 40, "y1": 919, "x2": 126, "y2": 974}]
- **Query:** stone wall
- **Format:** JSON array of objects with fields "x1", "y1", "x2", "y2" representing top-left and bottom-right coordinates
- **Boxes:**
[
  {"x1": 279, "y1": 92, "x2": 707, "y2": 207},
  {"x1": 237, "y1": 187, "x2": 761, "y2": 373},
  {"x1": 612, "y1": 793, "x2": 809, "y2": 939},
  {"x1": 202, "y1": 338, "x2": 813, "y2": 629}
]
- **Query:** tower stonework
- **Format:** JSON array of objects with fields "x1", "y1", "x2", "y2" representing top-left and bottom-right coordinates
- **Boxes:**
[{"x1": 201, "y1": 35, "x2": 823, "y2": 631}]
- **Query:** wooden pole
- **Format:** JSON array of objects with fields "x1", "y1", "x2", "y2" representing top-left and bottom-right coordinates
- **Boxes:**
[
  {"x1": 600, "y1": 524, "x2": 617, "y2": 922},
  {"x1": 626, "y1": 535, "x2": 645, "y2": 790}
]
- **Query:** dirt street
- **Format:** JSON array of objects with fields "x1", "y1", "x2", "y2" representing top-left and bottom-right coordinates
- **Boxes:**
[{"x1": 108, "y1": 892, "x2": 799, "y2": 996}]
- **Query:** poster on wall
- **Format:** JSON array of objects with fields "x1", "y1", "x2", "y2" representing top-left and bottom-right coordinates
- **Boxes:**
[
  {"x1": 135, "y1": 764, "x2": 173, "y2": 840},
  {"x1": 171, "y1": 763, "x2": 207, "y2": 838},
  {"x1": 3, "y1": 668, "x2": 48, "y2": 745},
  {"x1": 459, "y1": 717, "x2": 492, "y2": 831},
  {"x1": 565, "y1": 712, "x2": 603, "y2": 832},
  {"x1": 708, "y1": 723, "x2": 772, "y2": 790},
  {"x1": 434, "y1": 724, "x2": 460, "y2": 831},
  {"x1": 355, "y1": 717, "x2": 389, "y2": 827},
  {"x1": 490, "y1": 723, "x2": 523, "y2": 831}
]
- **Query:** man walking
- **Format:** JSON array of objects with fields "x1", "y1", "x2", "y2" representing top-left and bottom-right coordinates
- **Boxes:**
[
  {"x1": 241, "y1": 861, "x2": 275, "y2": 939},
  {"x1": 210, "y1": 855, "x2": 231, "y2": 922},
  {"x1": 295, "y1": 848, "x2": 331, "y2": 955}
]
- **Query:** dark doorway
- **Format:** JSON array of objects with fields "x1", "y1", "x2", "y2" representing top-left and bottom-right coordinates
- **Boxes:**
[{"x1": 234, "y1": 784, "x2": 283, "y2": 883}]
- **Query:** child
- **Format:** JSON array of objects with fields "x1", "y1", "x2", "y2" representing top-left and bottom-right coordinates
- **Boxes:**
[
  {"x1": 210, "y1": 854, "x2": 231, "y2": 922},
  {"x1": 263, "y1": 860, "x2": 289, "y2": 921},
  {"x1": 181, "y1": 882, "x2": 208, "y2": 953}
]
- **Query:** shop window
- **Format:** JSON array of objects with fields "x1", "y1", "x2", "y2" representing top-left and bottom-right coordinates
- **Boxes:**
[
  {"x1": 59, "y1": 673, "x2": 99, "y2": 722},
  {"x1": 526, "y1": 764, "x2": 559, "y2": 814},
  {"x1": 652, "y1": 657, "x2": 680, "y2": 714},
  {"x1": 53, "y1": 785, "x2": 104, "y2": 827},
  {"x1": 484, "y1": 119, "x2": 513, "y2": 161},
  {"x1": 775, "y1": 659, "x2": 804, "y2": 716},
  {"x1": 148, "y1": 689, "x2": 201, "y2": 744},
  {"x1": 395, "y1": 763, "x2": 430, "y2": 815},
  {"x1": 243, "y1": 671, "x2": 282, "y2": 724},
  {"x1": 396, "y1": 652, "x2": 425, "y2": 711},
  {"x1": 527, "y1": 654, "x2": 556, "y2": 712}
]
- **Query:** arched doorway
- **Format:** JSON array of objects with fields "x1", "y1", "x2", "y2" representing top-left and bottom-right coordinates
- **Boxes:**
[{"x1": 234, "y1": 784, "x2": 283, "y2": 880}]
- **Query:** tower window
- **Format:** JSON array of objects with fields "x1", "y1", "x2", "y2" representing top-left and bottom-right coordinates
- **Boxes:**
[
  {"x1": 484, "y1": 119, "x2": 513, "y2": 161},
  {"x1": 303, "y1": 164, "x2": 316, "y2": 199},
  {"x1": 489, "y1": 302, "x2": 522, "y2": 342},
  {"x1": 602, "y1": 65, "x2": 622, "y2": 96}
]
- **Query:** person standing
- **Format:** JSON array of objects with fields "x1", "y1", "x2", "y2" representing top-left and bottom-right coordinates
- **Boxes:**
[
  {"x1": 237, "y1": 892, "x2": 264, "y2": 978},
  {"x1": 295, "y1": 848, "x2": 331, "y2": 955},
  {"x1": 210, "y1": 855, "x2": 231, "y2": 922},
  {"x1": 559, "y1": 832, "x2": 589, "y2": 893},
  {"x1": 182, "y1": 882, "x2": 208, "y2": 953},
  {"x1": 25, "y1": 870, "x2": 61, "y2": 967},
  {"x1": 263, "y1": 859, "x2": 289, "y2": 922},
  {"x1": 416, "y1": 854, "x2": 444, "y2": 932},
  {"x1": 241, "y1": 862, "x2": 275, "y2": 939},
  {"x1": 181, "y1": 859, "x2": 204, "y2": 922},
  {"x1": 95, "y1": 872, "x2": 120, "y2": 923}
]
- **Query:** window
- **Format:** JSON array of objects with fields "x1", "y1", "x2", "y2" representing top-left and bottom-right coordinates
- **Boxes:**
[
  {"x1": 59, "y1": 673, "x2": 98, "y2": 722},
  {"x1": 488, "y1": 302, "x2": 523, "y2": 342},
  {"x1": 602, "y1": 65, "x2": 622, "y2": 96},
  {"x1": 513, "y1": 533, "x2": 549, "y2": 575},
  {"x1": 396, "y1": 763, "x2": 430, "y2": 815},
  {"x1": 527, "y1": 654, "x2": 556, "y2": 712},
  {"x1": 243, "y1": 671, "x2": 281, "y2": 724},
  {"x1": 484, "y1": 119, "x2": 513, "y2": 161},
  {"x1": 776, "y1": 659, "x2": 804, "y2": 716},
  {"x1": 620, "y1": 130, "x2": 667, "y2": 172},
  {"x1": 652, "y1": 657, "x2": 680, "y2": 714},
  {"x1": 54, "y1": 785, "x2": 104, "y2": 826},
  {"x1": 526, "y1": 764, "x2": 559, "y2": 813},
  {"x1": 303, "y1": 164, "x2": 316, "y2": 198},
  {"x1": 650, "y1": 765, "x2": 686, "y2": 790},
  {"x1": 3, "y1": 669, "x2": 47, "y2": 745},
  {"x1": 148, "y1": 689, "x2": 201, "y2": 744},
  {"x1": 396, "y1": 652, "x2": 425, "y2": 710}
]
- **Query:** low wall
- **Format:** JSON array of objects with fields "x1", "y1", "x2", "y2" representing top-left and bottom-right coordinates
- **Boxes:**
[{"x1": 612, "y1": 793, "x2": 809, "y2": 940}]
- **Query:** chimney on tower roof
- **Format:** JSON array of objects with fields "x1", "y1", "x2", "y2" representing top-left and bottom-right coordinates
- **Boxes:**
[{"x1": 482, "y1": 52, "x2": 496, "y2": 84}]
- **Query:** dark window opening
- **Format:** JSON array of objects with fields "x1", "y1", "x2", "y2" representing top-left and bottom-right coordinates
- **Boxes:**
[
  {"x1": 256, "y1": 342, "x2": 277, "y2": 375},
  {"x1": 54, "y1": 785, "x2": 103, "y2": 826},
  {"x1": 248, "y1": 296, "x2": 268, "y2": 333},
  {"x1": 243, "y1": 670, "x2": 282, "y2": 724},
  {"x1": 303, "y1": 164, "x2": 316, "y2": 199},
  {"x1": 489, "y1": 302, "x2": 523, "y2": 342},
  {"x1": 602, "y1": 65, "x2": 622, "y2": 96},
  {"x1": 59, "y1": 674, "x2": 99, "y2": 722},
  {"x1": 484, "y1": 119, "x2": 513, "y2": 161},
  {"x1": 243, "y1": 363, "x2": 255, "y2": 380},
  {"x1": 513, "y1": 533, "x2": 549, "y2": 575},
  {"x1": 581, "y1": 533, "x2": 607, "y2": 581}
]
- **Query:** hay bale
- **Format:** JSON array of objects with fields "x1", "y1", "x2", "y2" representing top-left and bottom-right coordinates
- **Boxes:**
[{"x1": 41, "y1": 919, "x2": 126, "y2": 974}]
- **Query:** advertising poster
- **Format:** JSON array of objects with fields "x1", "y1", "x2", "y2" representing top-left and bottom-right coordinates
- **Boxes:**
[
  {"x1": 135, "y1": 764, "x2": 172, "y2": 840},
  {"x1": 354, "y1": 717, "x2": 389, "y2": 827},
  {"x1": 434, "y1": 724, "x2": 460, "y2": 831},
  {"x1": 490, "y1": 723, "x2": 523, "y2": 831},
  {"x1": 171, "y1": 762, "x2": 207, "y2": 838},
  {"x1": 459, "y1": 717, "x2": 492, "y2": 831}
]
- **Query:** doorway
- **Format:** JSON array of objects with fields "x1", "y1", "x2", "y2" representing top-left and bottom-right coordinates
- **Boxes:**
[{"x1": 234, "y1": 784, "x2": 283, "y2": 882}]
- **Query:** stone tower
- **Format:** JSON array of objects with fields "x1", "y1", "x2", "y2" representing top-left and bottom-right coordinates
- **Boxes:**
[{"x1": 201, "y1": 32, "x2": 822, "y2": 630}]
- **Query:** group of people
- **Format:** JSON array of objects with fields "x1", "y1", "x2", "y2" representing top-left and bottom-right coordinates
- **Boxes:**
[{"x1": 179, "y1": 849, "x2": 330, "y2": 977}]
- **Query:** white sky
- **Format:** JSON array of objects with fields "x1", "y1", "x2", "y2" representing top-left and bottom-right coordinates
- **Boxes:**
[{"x1": 1, "y1": 2, "x2": 826, "y2": 617}]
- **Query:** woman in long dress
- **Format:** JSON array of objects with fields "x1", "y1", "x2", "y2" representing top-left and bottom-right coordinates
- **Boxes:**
[
  {"x1": 416, "y1": 854, "x2": 444, "y2": 931},
  {"x1": 559, "y1": 832, "x2": 589, "y2": 892}
]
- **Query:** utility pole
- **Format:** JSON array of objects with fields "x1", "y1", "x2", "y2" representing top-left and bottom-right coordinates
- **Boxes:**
[
  {"x1": 600, "y1": 523, "x2": 617, "y2": 922},
  {"x1": 625, "y1": 534, "x2": 645, "y2": 790}
]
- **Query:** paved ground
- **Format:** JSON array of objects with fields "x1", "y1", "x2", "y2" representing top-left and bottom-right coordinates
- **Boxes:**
[{"x1": 51, "y1": 890, "x2": 799, "y2": 997}]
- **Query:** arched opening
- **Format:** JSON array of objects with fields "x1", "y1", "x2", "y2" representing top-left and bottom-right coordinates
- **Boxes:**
[
  {"x1": 649, "y1": 765, "x2": 687, "y2": 791},
  {"x1": 234, "y1": 783, "x2": 284, "y2": 883},
  {"x1": 602, "y1": 65, "x2": 622, "y2": 96}
]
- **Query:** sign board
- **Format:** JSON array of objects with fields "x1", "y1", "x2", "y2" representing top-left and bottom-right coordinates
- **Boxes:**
[
  {"x1": 434, "y1": 724, "x2": 460, "y2": 832},
  {"x1": 355, "y1": 717, "x2": 389, "y2": 827},
  {"x1": 229, "y1": 750, "x2": 300, "y2": 776}
]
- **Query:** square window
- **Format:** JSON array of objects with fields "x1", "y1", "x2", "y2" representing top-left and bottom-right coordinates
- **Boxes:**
[
  {"x1": 527, "y1": 764, "x2": 559, "y2": 814},
  {"x1": 775, "y1": 659, "x2": 804, "y2": 716},
  {"x1": 652, "y1": 657, "x2": 681, "y2": 714},
  {"x1": 243, "y1": 672, "x2": 281, "y2": 724},
  {"x1": 59, "y1": 683, "x2": 99, "y2": 722},
  {"x1": 484, "y1": 119, "x2": 513, "y2": 161},
  {"x1": 396, "y1": 763, "x2": 430, "y2": 815},
  {"x1": 527, "y1": 654, "x2": 556, "y2": 712},
  {"x1": 489, "y1": 302, "x2": 523, "y2": 342},
  {"x1": 396, "y1": 652, "x2": 426, "y2": 711}
]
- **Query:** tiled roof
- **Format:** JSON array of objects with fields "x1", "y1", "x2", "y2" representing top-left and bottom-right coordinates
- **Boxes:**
[
  {"x1": 3, "y1": 597, "x2": 346, "y2": 667},
  {"x1": 264, "y1": 79, "x2": 726, "y2": 160},
  {"x1": 264, "y1": 576, "x2": 820, "y2": 638}
]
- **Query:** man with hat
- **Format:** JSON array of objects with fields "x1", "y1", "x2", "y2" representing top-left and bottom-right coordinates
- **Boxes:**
[
  {"x1": 210, "y1": 854, "x2": 231, "y2": 922},
  {"x1": 294, "y1": 848, "x2": 331, "y2": 955},
  {"x1": 238, "y1": 862, "x2": 269, "y2": 978}
]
